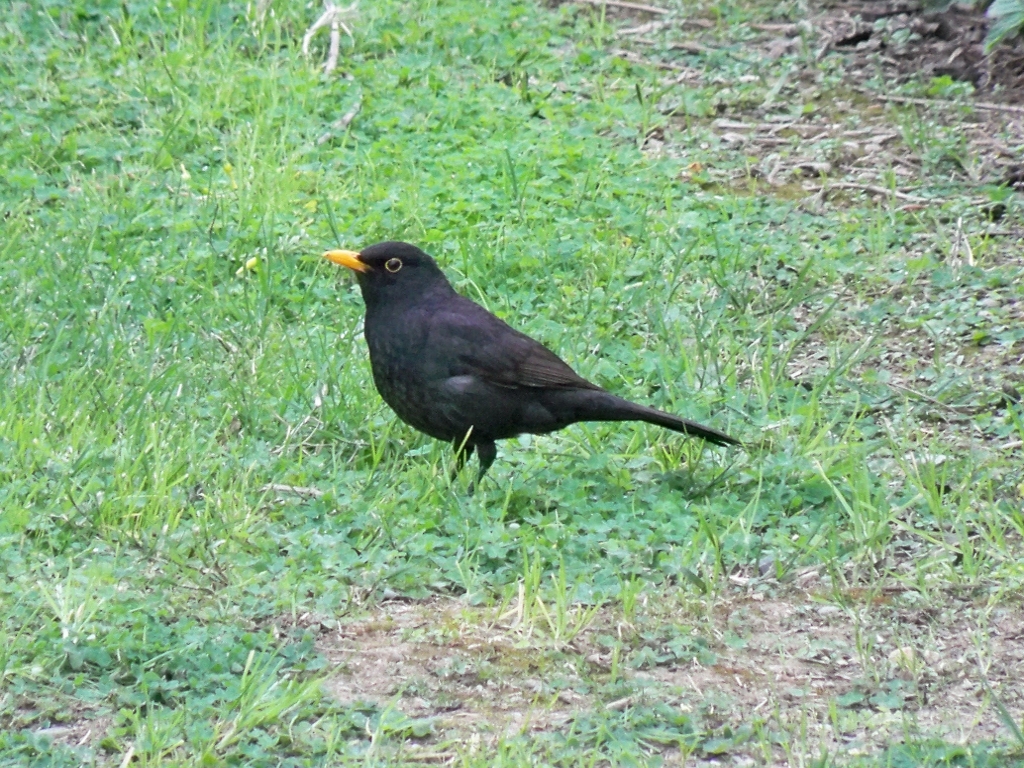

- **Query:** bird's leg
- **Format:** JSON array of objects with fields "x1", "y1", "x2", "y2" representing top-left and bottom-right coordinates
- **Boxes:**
[
  {"x1": 450, "y1": 435, "x2": 475, "y2": 481},
  {"x1": 471, "y1": 441, "x2": 498, "y2": 492}
]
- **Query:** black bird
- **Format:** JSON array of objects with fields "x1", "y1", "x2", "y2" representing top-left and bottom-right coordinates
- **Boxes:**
[{"x1": 324, "y1": 241, "x2": 739, "y2": 485}]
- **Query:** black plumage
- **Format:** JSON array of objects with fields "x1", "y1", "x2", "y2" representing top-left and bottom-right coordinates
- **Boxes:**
[{"x1": 325, "y1": 241, "x2": 739, "y2": 484}]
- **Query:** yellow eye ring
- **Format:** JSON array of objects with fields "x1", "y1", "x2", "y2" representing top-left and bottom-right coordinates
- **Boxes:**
[{"x1": 385, "y1": 258, "x2": 402, "y2": 273}]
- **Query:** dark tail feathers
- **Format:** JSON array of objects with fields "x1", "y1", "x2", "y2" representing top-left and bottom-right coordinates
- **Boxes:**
[
  {"x1": 572, "y1": 391, "x2": 741, "y2": 447},
  {"x1": 632, "y1": 403, "x2": 740, "y2": 447}
]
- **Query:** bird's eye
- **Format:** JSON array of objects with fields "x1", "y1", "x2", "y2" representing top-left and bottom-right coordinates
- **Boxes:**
[{"x1": 385, "y1": 258, "x2": 402, "y2": 273}]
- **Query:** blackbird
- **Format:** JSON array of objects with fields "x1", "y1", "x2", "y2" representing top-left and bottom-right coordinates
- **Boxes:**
[{"x1": 324, "y1": 241, "x2": 739, "y2": 485}]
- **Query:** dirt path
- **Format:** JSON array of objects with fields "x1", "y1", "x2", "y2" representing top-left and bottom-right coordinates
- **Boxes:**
[{"x1": 315, "y1": 582, "x2": 1023, "y2": 763}]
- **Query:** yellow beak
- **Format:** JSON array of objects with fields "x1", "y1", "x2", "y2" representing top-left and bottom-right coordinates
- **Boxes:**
[{"x1": 323, "y1": 249, "x2": 370, "y2": 272}]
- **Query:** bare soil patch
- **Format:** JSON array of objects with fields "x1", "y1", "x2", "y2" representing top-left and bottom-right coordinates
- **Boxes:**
[
  {"x1": 651, "y1": 587, "x2": 1024, "y2": 758},
  {"x1": 318, "y1": 598, "x2": 594, "y2": 742},
  {"x1": 28, "y1": 716, "x2": 113, "y2": 752},
  {"x1": 816, "y1": 1, "x2": 1024, "y2": 98},
  {"x1": 606, "y1": 0, "x2": 1024, "y2": 201},
  {"x1": 315, "y1": 586, "x2": 1024, "y2": 762}
]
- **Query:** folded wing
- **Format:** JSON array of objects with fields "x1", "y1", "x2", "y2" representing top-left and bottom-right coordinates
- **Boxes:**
[{"x1": 426, "y1": 297, "x2": 601, "y2": 392}]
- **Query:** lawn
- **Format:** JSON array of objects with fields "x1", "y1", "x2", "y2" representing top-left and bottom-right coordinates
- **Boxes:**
[{"x1": 1, "y1": 0, "x2": 1023, "y2": 764}]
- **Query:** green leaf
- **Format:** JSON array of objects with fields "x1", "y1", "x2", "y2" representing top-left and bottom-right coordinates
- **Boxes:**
[{"x1": 985, "y1": 0, "x2": 1024, "y2": 51}]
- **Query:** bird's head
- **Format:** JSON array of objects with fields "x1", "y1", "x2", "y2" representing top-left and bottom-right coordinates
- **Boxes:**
[{"x1": 323, "y1": 241, "x2": 451, "y2": 307}]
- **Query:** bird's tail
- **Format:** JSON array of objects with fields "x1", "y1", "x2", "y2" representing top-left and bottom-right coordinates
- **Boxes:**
[
  {"x1": 569, "y1": 391, "x2": 740, "y2": 447},
  {"x1": 628, "y1": 402, "x2": 740, "y2": 447}
]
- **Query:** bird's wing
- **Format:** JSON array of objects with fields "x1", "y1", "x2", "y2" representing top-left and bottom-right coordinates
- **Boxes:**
[{"x1": 428, "y1": 299, "x2": 602, "y2": 391}]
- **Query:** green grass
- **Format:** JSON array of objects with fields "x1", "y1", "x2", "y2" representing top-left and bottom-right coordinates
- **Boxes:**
[{"x1": 2, "y1": 0, "x2": 1023, "y2": 764}]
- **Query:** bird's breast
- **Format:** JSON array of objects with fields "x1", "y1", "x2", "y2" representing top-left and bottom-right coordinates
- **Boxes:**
[{"x1": 363, "y1": 310, "x2": 459, "y2": 440}]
